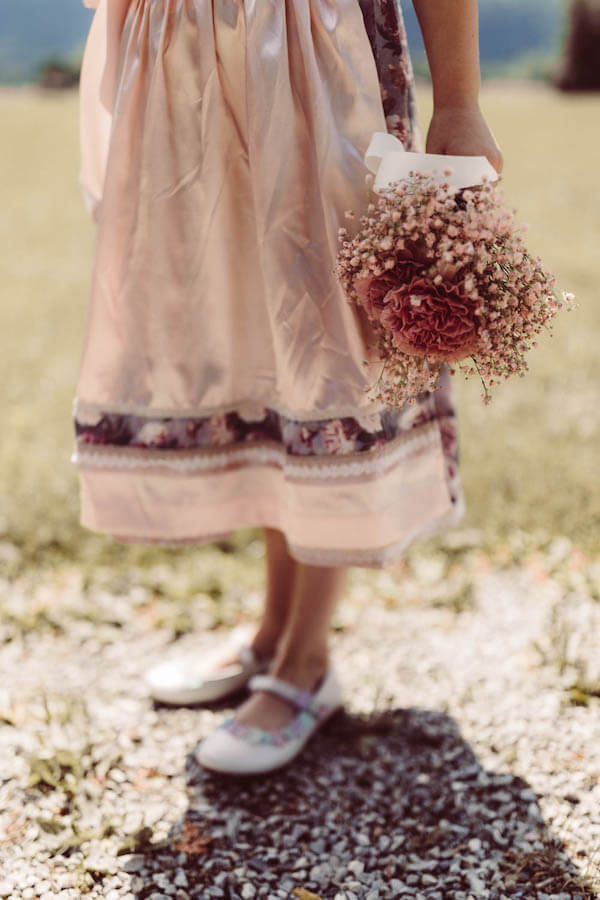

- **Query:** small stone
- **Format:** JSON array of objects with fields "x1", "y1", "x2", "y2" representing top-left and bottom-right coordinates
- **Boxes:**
[
  {"x1": 105, "y1": 890, "x2": 121, "y2": 900},
  {"x1": 124, "y1": 856, "x2": 146, "y2": 874},
  {"x1": 466, "y1": 873, "x2": 486, "y2": 893},
  {"x1": 528, "y1": 802, "x2": 544, "y2": 822},
  {"x1": 468, "y1": 838, "x2": 482, "y2": 852},
  {"x1": 309, "y1": 864, "x2": 330, "y2": 882},
  {"x1": 174, "y1": 871, "x2": 188, "y2": 889},
  {"x1": 347, "y1": 860, "x2": 364, "y2": 876},
  {"x1": 241, "y1": 885, "x2": 256, "y2": 900},
  {"x1": 0, "y1": 884, "x2": 13, "y2": 899}
]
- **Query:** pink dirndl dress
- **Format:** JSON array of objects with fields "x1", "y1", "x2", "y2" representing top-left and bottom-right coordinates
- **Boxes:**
[{"x1": 74, "y1": 0, "x2": 464, "y2": 567}]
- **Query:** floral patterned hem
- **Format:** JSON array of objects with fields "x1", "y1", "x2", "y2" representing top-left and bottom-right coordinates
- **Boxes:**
[
  {"x1": 74, "y1": 387, "x2": 461, "y2": 508},
  {"x1": 74, "y1": 424, "x2": 439, "y2": 482},
  {"x1": 75, "y1": 397, "x2": 440, "y2": 455}
]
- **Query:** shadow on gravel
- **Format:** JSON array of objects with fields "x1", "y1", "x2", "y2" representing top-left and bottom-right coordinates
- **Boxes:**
[{"x1": 123, "y1": 707, "x2": 597, "y2": 899}]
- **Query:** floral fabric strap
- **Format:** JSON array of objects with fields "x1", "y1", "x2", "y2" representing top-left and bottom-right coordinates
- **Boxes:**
[{"x1": 248, "y1": 675, "x2": 331, "y2": 720}]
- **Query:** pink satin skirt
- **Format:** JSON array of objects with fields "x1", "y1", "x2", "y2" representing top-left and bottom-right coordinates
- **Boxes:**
[{"x1": 74, "y1": 0, "x2": 464, "y2": 567}]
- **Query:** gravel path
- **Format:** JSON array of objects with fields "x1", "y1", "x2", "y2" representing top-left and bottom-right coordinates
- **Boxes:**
[{"x1": 1, "y1": 552, "x2": 600, "y2": 899}]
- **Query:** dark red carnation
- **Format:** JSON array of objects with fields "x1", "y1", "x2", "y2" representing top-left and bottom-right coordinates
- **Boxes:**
[
  {"x1": 355, "y1": 261, "x2": 418, "y2": 321},
  {"x1": 379, "y1": 276, "x2": 479, "y2": 362}
]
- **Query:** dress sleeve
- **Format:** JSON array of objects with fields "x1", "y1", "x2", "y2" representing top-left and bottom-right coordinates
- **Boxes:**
[
  {"x1": 79, "y1": 0, "x2": 132, "y2": 220},
  {"x1": 79, "y1": 0, "x2": 111, "y2": 220}
]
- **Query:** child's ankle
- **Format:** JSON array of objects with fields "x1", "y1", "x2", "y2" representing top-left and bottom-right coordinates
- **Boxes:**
[
  {"x1": 269, "y1": 653, "x2": 328, "y2": 692},
  {"x1": 250, "y1": 628, "x2": 281, "y2": 662}
]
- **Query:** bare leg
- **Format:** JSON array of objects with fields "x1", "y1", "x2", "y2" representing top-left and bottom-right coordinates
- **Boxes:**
[
  {"x1": 250, "y1": 527, "x2": 299, "y2": 660},
  {"x1": 209, "y1": 527, "x2": 297, "y2": 667},
  {"x1": 235, "y1": 558, "x2": 347, "y2": 729}
]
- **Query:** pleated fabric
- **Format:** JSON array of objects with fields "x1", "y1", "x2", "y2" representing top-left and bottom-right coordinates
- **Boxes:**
[{"x1": 74, "y1": 0, "x2": 464, "y2": 567}]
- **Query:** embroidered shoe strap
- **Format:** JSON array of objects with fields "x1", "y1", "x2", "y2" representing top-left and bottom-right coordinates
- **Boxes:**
[{"x1": 248, "y1": 674, "x2": 326, "y2": 717}]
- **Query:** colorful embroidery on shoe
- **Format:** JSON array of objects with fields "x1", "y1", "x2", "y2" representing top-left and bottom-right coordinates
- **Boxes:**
[{"x1": 220, "y1": 707, "x2": 333, "y2": 747}]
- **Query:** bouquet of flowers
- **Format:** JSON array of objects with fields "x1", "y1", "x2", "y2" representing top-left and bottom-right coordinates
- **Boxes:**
[{"x1": 335, "y1": 132, "x2": 575, "y2": 405}]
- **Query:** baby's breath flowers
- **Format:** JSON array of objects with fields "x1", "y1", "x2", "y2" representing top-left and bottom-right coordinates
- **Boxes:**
[{"x1": 335, "y1": 172, "x2": 575, "y2": 405}]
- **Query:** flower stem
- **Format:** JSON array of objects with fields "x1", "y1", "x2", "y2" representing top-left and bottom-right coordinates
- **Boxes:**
[{"x1": 470, "y1": 356, "x2": 491, "y2": 402}]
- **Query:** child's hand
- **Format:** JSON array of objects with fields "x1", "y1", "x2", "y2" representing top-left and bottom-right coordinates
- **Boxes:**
[{"x1": 426, "y1": 104, "x2": 504, "y2": 174}]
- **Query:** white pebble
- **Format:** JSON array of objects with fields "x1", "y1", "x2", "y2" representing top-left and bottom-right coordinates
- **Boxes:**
[
  {"x1": 174, "y1": 871, "x2": 188, "y2": 888},
  {"x1": 347, "y1": 860, "x2": 364, "y2": 875}
]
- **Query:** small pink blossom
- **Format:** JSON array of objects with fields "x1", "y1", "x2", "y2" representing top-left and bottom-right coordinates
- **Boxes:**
[
  {"x1": 320, "y1": 420, "x2": 356, "y2": 454},
  {"x1": 205, "y1": 415, "x2": 232, "y2": 446},
  {"x1": 135, "y1": 422, "x2": 171, "y2": 447}
]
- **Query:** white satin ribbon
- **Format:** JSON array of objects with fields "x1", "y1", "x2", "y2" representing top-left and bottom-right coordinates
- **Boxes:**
[{"x1": 364, "y1": 131, "x2": 499, "y2": 192}]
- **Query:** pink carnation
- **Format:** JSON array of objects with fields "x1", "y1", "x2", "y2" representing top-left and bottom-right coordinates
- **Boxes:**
[{"x1": 380, "y1": 276, "x2": 479, "y2": 362}]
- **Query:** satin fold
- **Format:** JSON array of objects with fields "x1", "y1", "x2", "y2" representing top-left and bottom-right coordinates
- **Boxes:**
[{"x1": 77, "y1": 0, "x2": 391, "y2": 417}]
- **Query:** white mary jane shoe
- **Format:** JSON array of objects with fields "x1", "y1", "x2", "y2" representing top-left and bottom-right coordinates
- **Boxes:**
[
  {"x1": 145, "y1": 630, "x2": 270, "y2": 706},
  {"x1": 195, "y1": 668, "x2": 343, "y2": 775}
]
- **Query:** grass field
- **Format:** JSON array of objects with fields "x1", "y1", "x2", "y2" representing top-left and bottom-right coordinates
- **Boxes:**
[{"x1": 0, "y1": 84, "x2": 598, "y2": 584}]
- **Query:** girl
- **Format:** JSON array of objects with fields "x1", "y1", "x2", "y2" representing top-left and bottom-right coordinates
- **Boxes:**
[{"x1": 76, "y1": 0, "x2": 502, "y2": 775}]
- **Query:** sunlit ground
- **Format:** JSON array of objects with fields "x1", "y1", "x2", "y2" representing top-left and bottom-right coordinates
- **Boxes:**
[{"x1": 0, "y1": 83, "x2": 598, "y2": 587}]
